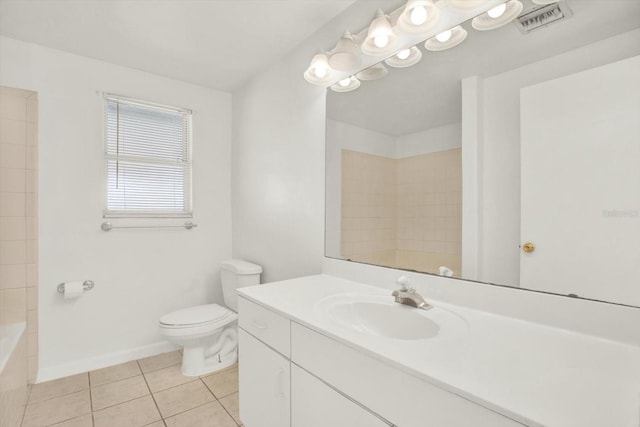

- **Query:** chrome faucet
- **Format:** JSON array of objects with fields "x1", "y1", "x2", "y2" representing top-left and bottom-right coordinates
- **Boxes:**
[{"x1": 392, "y1": 276, "x2": 431, "y2": 310}]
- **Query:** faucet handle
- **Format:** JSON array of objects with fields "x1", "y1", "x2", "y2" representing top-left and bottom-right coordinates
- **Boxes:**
[{"x1": 396, "y1": 275, "x2": 409, "y2": 290}]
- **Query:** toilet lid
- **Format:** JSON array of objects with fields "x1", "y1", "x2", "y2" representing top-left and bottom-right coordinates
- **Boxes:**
[{"x1": 160, "y1": 304, "x2": 232, "y2": 327}]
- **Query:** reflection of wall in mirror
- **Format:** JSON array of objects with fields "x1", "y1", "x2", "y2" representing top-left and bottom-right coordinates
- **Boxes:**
[
  {"x1": 341, "y1": 150, "x2": 396, "y2": 267},
  {"x1": 395, "y1": 149, "x2": 461, "y2": 275},
  {"x1": 479, "y1": 29, "x2": 640, "y2": 290},
  {"x1": 519, "y1": 55, "x2": 640, "y2": 307},
  {"x1": 327, "y1": 119, "x2": 462, "y2": 276}
]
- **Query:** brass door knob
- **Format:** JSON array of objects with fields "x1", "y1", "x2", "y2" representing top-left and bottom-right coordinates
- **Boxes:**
[{"x1": 522, "y1": 242, "x2": 535, "y2": 253}]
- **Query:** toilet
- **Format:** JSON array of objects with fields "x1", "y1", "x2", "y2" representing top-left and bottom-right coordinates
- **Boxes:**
[{"x1": 159, "y1": 259, "x2": 262, "y2": 377}]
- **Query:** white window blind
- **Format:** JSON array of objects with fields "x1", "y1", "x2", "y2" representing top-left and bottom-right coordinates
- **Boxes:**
[{"x1": 104, "y1": 95, "x2": 192, "y2": 218}]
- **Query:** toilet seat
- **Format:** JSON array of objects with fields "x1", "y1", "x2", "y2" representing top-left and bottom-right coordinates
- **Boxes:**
[{"x1": 160, "y1": 304, "x2": 234, "y2": 330}]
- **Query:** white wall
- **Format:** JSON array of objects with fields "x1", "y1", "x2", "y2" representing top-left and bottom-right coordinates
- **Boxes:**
[
  {"x1": 0, "y1": 36, "x2": 232, "y2": 381},
  {"x1": 231, "y1": 0, "x2": 395, "y2": 283},
  {"x1": 479, "y1": 29, "x2": 640, "y2": 287},
  {"x1": 395, "y1": 122, "x2": 461, "y2": 159},
  {"x1": 231, "y1": 54, "x2": 326, "y2": 284}
]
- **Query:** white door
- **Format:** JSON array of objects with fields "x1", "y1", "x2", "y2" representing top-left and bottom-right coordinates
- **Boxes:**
[
  {"x1": 520, "y1": 56, "x2": 640, "y2": 306},
  {"x1": 239, "y1": 329, "x2": 290, "y2": 427}
]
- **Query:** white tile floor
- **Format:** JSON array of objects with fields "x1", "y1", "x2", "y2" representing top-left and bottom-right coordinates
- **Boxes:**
[{"x1": 18, "y1": 351, "x2": 241, "y2": 427}]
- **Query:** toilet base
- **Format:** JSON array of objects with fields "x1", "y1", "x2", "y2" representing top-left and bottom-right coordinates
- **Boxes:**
[{"x1": 181, "y1": 345, "x2": 238, "y2": 377}]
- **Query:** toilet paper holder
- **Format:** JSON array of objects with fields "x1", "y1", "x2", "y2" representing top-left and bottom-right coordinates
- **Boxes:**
[{"x1": 57, "y1": 280, "x2": 95, "y2": 294}]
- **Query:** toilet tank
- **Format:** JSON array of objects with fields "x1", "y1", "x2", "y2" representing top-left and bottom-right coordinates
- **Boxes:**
[{"x1": 220, "y1": 259, "x2": 262, "y2": 312}]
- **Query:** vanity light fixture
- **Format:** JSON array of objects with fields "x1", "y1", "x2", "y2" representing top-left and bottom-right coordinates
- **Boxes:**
[
  {"x1": 487, "y1": 3, "x2": 507, "y2": 18},
  {"x1": 356, "y1": 63, "x2": 389, "y2": 81},
  {"x1": 472, "y1": 0, "x2": 524, "y2": 31},
  {"x1": 330, "y1": 76, "x2": 361, "y2": 93},
  {"x1": 424, "y1": 25, "x2": 467, "y2": 51},
  {"x1": 361, "y1": 9, "x2": 397, "y2": 56},
  {"x1": 396, "y1": 0, "x2": 439, "y2": 35},
  {"x1": 305, "y1": 0, "x2": 523, "y2": 90},
  {"x1": 436, "y1": 30, "x2": 452, "y2": 42},
  {"x1": 448, "y1": 0, "x2": 486, "y2": 10},
  {"x1": 303, "y1": 52, "x2": 334, "y2": 85},
  {"x1": 385, "y1": 46, "x2": 422, "y2": 68},
  {"x1": 328, "y1": 31, "x2": 362, "y2": 71}
]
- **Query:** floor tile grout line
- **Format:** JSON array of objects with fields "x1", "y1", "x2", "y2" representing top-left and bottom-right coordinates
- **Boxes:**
[
  {"x1": 138, "y1": 351, "x2": 182, "y2": 375},
  {"x1": 158, "y1": 398, "x2": 217, "y2": 422},
  {"x1": 198, "y1": 377, "x2": 241, "y2": 426},
  {"x1": 24, "y1": 372, "x2": 90, "y2": 406},
  {"x1": 19, "y1": 384, "x2": 32, "y2": 426},
  {"x1": 23, "y1": 387, "x2": 90, "y2": 406},
  {"x1": 216, "y1": 391, "x2": 241, "y2": 427},
  {"x1": 200, "y1": 377, "x2": 218, "y2": 398},
  {"x1": 138, "y1": 359, "x2": 165, "y2": 424},
  {"x1": 89, "y1": 364, "x2": 142, "y2": 389},
  {"x1": 87, "y1": 371, "x2": 94, "y2": 426},
  {"x1": 46, "y1": 413, "x2": 92, "y2": 427},
  {"x1": 90, "y1": 373, "x2": 152, "y2": 410},
  {"x1": 87, "y1": 372, "x2": 93, "y2": 416},
  {"x1": 146, "y1": 376, "x2": 202, "y2": 395},
  {"x1": 151, "y1": 378, "x2": 217, "y2": 420},
  {"x1": 91, "y1": 392, "x2": 154, "y2": 414},
  {"x1": 151, "y1": 377, "x2": 219, "y2": 421},
  {"x1": 139, "y1": 361, "x2": 181, "y2": 375}
]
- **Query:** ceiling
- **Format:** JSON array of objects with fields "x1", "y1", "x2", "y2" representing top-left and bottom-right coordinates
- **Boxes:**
[
  {"x1": 327, "y1": 0, "x2": 640, "y2": 136},
  {"x1": 0, "y1": 0, "x2": 356, "y2": 91}
]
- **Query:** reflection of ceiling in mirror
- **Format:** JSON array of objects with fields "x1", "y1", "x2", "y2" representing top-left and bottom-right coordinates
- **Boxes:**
[{"x1": 326, "y1": 0, "x2": 640, "y2": 137}]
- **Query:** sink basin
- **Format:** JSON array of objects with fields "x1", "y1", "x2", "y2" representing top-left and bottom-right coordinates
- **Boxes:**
[{"x1": 316, "y1": 293, "x2": 467, "y2": 341}]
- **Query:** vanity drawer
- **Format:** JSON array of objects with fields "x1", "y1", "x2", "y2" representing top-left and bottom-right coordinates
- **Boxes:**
[
  {"x1": 238, "y1": 296, "x2": 290, "y2": 357},
  {"x1": 291, "y1": 322, "x2": 526, "y2": 427}
]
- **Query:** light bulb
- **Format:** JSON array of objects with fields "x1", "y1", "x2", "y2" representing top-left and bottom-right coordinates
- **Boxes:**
[
  {"x1": 339, "y1": 77, "x2": 352, "y2": 87},
  {"x1": 410, "y1": 6, "x2": 428, "y2": 25},
  {"x1": 487, "y1": 3, "x2": 507, "y2": 18},
  {"x1": 374, "y1": 35, "x2": 389, "y2": 48},
  {"x1": 436, "y1": 30, "x2": 452, "y2": 43},
  {"x1": 313, "y1": 64, "x2": 328, "y2": 79},
  {"x1": 397, "y1": 49, "x2": 411, "y2": 60}
]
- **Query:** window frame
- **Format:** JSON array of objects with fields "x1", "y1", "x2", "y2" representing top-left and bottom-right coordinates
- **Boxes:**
[{"x1": 102, "y1": 93, "x2": 194, "y2": 219}]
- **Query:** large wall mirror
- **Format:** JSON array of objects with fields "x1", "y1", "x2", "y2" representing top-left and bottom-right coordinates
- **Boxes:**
[{"x1": 325, "y1": 0, "x2": 640, "y2": 307}]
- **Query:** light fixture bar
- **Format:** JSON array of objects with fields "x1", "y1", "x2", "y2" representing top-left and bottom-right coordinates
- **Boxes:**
[{"x1": 317, "y1": 0, "x2": 506, "y2": 87}]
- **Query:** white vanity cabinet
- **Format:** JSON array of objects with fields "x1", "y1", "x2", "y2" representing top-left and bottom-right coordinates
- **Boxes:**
[
  {"x1": 238, "y1": 297, "x2": 291, "y2": 427},
  {"x1": 238, "y1": 330, "x2": 290, "y2": 427},
  {"x1": 291, "y1": 323, "x2": 526, "y2": 427},
  {"x1": 239, "y1": 295, "x2": 526, "y2": 427},
  {"x1": 291, "y1": 364, "x2": 391, "y2": 427}
]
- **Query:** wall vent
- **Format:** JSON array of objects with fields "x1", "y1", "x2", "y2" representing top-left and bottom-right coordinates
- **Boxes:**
[{"x1": 514, "y1": 1, "x2": 573, "y2": 34}]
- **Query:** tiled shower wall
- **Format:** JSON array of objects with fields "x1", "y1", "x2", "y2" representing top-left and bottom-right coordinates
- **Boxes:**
[
  {"x1": 340, "y1": 149, "x2": 397, "y2": 266},
  {"x1": 341, "y1": 148, "x2": 462, "y2": 275},
  {"x1": 396, "y1": 149, "x2": 462, "y2": 275},
  {"x1": 0, "y1": 86, "x2": 39, "y2": 426}
]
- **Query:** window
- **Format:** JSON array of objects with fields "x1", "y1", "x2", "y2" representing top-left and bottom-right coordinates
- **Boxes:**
[{"x1": 104, "y1": 95, "x2": 192, "y2": 218}]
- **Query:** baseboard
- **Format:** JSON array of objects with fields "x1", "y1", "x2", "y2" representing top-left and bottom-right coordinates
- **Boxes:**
[{"x1": 36, "y1": 341, "x2": 180, "y2": 383}]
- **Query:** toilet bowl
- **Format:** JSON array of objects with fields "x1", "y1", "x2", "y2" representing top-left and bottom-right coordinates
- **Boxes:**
[{"x1": 159, "y1": 260, "x2": 262, "y2": 377}]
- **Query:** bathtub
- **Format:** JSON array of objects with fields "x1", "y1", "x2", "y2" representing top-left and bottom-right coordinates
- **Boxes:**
[{"x1": 0, "y1": 322, "x2": 26, "y2": 374}]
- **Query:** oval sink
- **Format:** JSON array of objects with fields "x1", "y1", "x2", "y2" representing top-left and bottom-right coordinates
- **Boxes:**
[
  {"x1": 329, "y1": 301, "x2": 439, "y2": 340},
  {"x1": 316, "y1": 293, "x2": 467, "y2": 341}
]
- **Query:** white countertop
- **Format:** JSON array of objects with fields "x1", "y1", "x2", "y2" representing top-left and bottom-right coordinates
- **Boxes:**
[{"x1": 238, "y1": 274, "x2": 640, "y2": 427}]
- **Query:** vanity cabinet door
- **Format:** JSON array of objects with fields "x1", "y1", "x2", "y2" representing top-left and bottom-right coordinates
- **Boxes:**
[
  {"x1": 239, "y1": 329, "x2": 290, "y2": 427},
  {"x1": 291, "y1": 364, "x2": 391, "y2": 427},
  {"x1": 292, "y1": 323, "x2": 526, "y2": 427}
]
